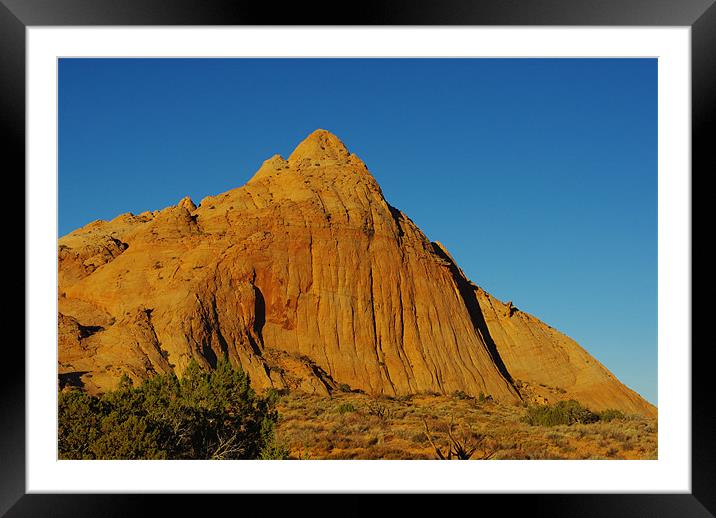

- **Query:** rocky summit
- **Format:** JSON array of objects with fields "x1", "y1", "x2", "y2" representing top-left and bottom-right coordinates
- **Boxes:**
[{"x1": 58, "y1": 129, "x2": 656, "y2": 417}]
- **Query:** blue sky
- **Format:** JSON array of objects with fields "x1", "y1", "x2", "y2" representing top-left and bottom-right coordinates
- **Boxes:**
[{"x1": 59, "y1": 58, "x2": 657, "y2": 404}]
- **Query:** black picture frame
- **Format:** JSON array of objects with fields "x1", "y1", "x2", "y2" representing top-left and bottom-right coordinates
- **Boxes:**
[{"x1": 3, "y1": 1, "x2": 711, "y2": 515}]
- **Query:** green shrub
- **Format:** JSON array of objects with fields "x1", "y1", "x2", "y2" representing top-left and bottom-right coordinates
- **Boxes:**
[
  {"x1": 57, "y1": 390, "x2": 103, "y2": 459},
  {"x1": 337, "y1": 402, "x2": 357, "y2": 414},
  {"x1": 522, "y1": 399, "x2": 600, "y2": 427},
  {"x1": 58, "y1": 358, "x2": 285, "y2": 459},
  {"x1": 598, "y1": 408, "x2": 626, "y2": 422},
  {"x1": 258, "y1": 439, "x2": 291, "y2": 460}
]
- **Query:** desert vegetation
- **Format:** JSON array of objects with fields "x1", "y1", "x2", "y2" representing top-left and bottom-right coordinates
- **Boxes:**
[
  {"x1": 58, "y1": 359, "x2": 287, "y2": 459},
  {"x1": 271, "y1": 391, "x2": 657, "y2": 460},
  {"x1": 522, "y1": 399, "x2": 616, "y2": 426},
  {"x1": 58, "y1": 367, "x2": 656, "y2": 461}
]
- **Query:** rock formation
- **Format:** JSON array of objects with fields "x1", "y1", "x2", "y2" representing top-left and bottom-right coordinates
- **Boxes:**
[{"x1": 58, "y1": 129, "x2": 656, "y2": 417}]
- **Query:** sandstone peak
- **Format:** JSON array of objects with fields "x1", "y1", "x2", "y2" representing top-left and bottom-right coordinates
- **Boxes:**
[
  {"x1": 288, "y1": 129, "x2": 351, "y2": 163},
  {"x1": 57, "y1": 131, "x2": 657, "y2": 418},
  {"x1": 177, "y1": 196, "x2": 197, "y2": 211}
]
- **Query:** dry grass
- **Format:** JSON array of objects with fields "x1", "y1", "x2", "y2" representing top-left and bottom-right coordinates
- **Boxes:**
[{"x1": 271, "y1": 391, "x2": 658, "y2": 460}]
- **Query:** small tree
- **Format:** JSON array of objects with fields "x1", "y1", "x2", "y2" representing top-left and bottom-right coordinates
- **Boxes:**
[
  {"x1": 58, "y1": 357, "x2": 286, "y2": 460},
  {"x1": 57, "y1": 390, "x2": 102, "y2": 459}
]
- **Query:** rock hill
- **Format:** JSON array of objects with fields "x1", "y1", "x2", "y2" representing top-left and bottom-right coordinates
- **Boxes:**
[{"x1": 58, "y1": 129, "x2": 656, "y2": 417}]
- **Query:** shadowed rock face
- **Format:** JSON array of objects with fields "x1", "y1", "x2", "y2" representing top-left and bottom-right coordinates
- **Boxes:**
[{"x1": 58, "y1": 129, "x2": 656, "y2": 417}]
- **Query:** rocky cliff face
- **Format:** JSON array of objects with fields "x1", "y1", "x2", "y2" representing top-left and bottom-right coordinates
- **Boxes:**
[{"x1": 58, "y1": 129, "x2": 656, "y2": 417}]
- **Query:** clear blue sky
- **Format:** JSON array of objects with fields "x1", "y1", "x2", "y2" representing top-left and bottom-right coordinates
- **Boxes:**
[{"x1": 59, "y1": 58, "x2": 657, "y2": 404}]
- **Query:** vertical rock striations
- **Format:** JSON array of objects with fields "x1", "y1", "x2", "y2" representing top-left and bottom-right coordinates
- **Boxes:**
[{"x1": 58, "y1": 129, "x2": 655, "y2": 417}]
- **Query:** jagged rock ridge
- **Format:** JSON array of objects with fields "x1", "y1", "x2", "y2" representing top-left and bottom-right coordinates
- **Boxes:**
[{"x1": 58, "y1": 129, "x2": 656, "y2": 417}]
